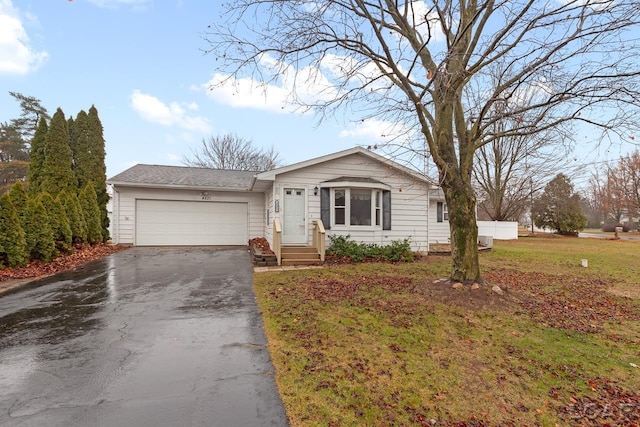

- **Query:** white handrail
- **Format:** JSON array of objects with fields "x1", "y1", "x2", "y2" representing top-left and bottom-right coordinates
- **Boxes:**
[{"x1": 313, "y1": 219, "x2": 326, "y2": 262}]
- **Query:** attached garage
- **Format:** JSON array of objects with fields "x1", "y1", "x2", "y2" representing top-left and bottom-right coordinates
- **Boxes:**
[
  {"x1": 107, "y1": 164, "x2": 264, "y2": 246},
  {"x1": 135, "y1": 199, "x2": 248, "y2": 246}
]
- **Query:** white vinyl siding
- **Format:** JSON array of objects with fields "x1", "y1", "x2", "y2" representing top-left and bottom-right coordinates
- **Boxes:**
[{"x1": 429, "y1": 199, "x2": 450, "y2": 245}]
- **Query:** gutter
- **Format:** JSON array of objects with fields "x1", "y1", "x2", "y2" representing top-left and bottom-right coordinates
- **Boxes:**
[{"x1": 105, "y1": 181, "x2": 253, "y2": 192}]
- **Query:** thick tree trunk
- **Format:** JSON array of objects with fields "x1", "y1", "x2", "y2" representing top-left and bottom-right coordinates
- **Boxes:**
[{"x1": 443, "y1": 182, "x2": 481, "y2": 283}]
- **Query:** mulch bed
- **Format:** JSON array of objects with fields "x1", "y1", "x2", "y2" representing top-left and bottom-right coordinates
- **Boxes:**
[
  {"x1": 0, "y1": 243, "x2": 129, "y2": 284},
  {"x1": 249, "y1": 237, "x2": 275, "y2": 255}
]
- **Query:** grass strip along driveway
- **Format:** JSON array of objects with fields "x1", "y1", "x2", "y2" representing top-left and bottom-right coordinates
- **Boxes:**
[{"x1": 254, "y1": 236, "x2": 640, "y2": 426}]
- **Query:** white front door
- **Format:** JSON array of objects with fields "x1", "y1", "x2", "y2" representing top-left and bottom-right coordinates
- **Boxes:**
[{"x1": 283, "y1": 188, "x2": 306, "y2": 244}]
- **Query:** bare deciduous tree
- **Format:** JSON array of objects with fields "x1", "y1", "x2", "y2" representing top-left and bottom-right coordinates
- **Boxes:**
[
  {"x1": 183, "y1": 134, "x2": 281, "y2": 171},
  {"x1": 205, "y1": 1, "x2": 640, "y2": 281},
  {"x1": 473, "y1": 125, "x2": 570, "y2": 222},
  {"x1": 587, "y1": 150, "x2": 640, "y2": 225}
]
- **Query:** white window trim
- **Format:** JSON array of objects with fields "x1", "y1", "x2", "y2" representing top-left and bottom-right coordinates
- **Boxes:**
[
  {"x1": 330, "y1": 187, "x2": 383, "y2": 230},
  {"x1": 437, "y1": 201, "x2": 449, "y2": 223}
]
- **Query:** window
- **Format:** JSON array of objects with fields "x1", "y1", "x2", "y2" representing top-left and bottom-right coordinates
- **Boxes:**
[
  {"x1": 350, "y1": 189, "x2": 371, "y2": 225},
  {"x1": 375, "y1": 191, "x2": 381, "y2": 226},
  {"x1": 331, "y1": 188, "x2": 381, "y2": 227},
  {"x1": 334, "y1": 189, "x2": 346, "y2": 225},
  {"x1": 322, "y1": 187, "x2": 390, "y2": 230},
  {"x1": 437, "y1": 202, "x2": 449, "y2": 222}
]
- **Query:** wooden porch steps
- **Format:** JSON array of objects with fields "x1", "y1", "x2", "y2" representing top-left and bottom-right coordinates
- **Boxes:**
[{"x1": 280, "y1": 246, "x2": 322, "y2": 266}]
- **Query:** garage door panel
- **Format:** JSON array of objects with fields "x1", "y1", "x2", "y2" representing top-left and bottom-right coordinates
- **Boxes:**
[{"x1": 136, "y1": 200, "x2": 248, "y2": 246}]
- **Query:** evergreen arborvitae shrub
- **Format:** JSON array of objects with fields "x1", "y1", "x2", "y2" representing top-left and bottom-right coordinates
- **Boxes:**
[
  {"x1": 0, "y1": 194, "x2": 28, "y2": 267},
  {"x1": 88, "y1": 106, "x2": 109, "y2": 241},
  {"x1": 8, "y1": 181, "x2": 28, "y2": 225},
  {"x1": 40, "y1": 192, "x2": 72, "y2": 253},
  {"x1": 27, "y1": 117, "x2": 48, "y2": 196},
  {"x1": 67, "y1": 116, "x2": 76, "y2": 161},
  {"x1": 58, "y1": 190, "x2": 87, "y2": 244},
  {"x1": 42, "y1": 108, "x2": 77, "y2": 195},
  {"x1": 79, "y1": 182, "x2": 102, "y2": 244},
  {"x1": 23, "y1": 198, "x2": 57, "y2": 262},
  {"x1": 73, "y1": 107, "x2": 109, "y2": 241}
]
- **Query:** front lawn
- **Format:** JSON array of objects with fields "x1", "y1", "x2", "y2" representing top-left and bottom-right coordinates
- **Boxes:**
[{"x1": 254, "y1": 237, "x2": 640, "y2": 426}]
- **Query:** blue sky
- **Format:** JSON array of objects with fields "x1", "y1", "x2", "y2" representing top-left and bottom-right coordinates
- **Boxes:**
[
  {"x1": 0, "y1": 0, "x2": 382, "y2": 178},
  {"x1": 0, "y1": 0, "x2": 636, "y2": 186}
]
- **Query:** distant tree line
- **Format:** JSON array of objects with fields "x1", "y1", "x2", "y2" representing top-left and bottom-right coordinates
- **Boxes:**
[
  {"x1": 0, "y1": 93, "x2": 108, "y2": 269},
  {"x1": 584, "y1": 150, "x2": 640, "y2": 230}
]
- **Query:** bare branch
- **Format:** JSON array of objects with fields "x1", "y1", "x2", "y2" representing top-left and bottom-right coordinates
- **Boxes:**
[{"x1": 182, "y1": 134, "x2": 281, "y2": 171}]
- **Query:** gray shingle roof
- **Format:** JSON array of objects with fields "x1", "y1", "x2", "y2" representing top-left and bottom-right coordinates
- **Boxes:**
[{"x1": 107, "y1": 164, "x2": 256, "y2": 190}]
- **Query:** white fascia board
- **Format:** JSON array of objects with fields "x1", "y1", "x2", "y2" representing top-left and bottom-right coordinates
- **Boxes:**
[{"x1": 107, "y1": 182, "x2": 252, "y2": 192}]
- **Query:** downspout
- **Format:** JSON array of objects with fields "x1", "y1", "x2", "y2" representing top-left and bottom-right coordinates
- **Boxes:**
[{"x1": 112, "y1": 185, "x2": 119, "y2": 245}]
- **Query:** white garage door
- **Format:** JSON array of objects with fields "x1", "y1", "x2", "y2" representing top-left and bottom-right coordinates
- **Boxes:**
[{"x1": 136, "y1": 200, "x2": 248, "y2": 246}]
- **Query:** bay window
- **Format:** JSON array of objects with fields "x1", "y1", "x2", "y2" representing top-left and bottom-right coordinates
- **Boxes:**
[
  {"x1": 320, "y1": 183, "x2": 391, "y2": 231},
  {"x1": 331, "y1": 188, "x2": 382, "y2": 227},
  {"x1": 334, "y1": 189, "x2": 346, "y2": 225}
]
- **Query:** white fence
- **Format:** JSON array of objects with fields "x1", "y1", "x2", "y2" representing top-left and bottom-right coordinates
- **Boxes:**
[{"x1": 477, "y1": 221, "x2": 519, "y2": 240}]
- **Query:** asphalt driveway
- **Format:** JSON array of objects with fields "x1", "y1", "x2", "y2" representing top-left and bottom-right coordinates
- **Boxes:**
[{"x1": 0, "y1": 248, "x2": 288, "y2": 427}]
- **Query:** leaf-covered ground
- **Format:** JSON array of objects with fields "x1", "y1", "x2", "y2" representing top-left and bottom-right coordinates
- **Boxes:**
[
  {"x1": 255, "y1": 239, "x2": 640, "y2": 426},
  {"x1": 0, "y1": 243, "x2": 129, "y2": 292}
]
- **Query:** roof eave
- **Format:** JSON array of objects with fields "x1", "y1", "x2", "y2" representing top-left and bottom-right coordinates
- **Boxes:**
[{"x1": 107, "y1": 181, "x2": 251, "y2": 192}]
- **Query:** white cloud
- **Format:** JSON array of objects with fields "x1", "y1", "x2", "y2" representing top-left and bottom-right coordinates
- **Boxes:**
[
  {"x1": 406, "y1": 1, "x2": 445, "y2": 43},
  {"x1": 130, "y1": 90, "x2": 212, "y2": 133},
  {"x1": 0, "y1": 0, "x2": 48, "y2": 75},
  {"x1": 201, "y1": 53, "x2": 339, "y2": 114},
  {"x1": 339, "y1": 118, "x2": 412, "y2": 142},
  {"x1": 201, "y1": 73, "x2": 291, "y2": 113}
]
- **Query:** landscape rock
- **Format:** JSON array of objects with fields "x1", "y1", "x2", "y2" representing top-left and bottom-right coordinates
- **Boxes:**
[
  {"x1": 492, "y1": 285, "x2": 504, "y2": 295},
  {"x1": 452, "y1": 282, "x2": 464, "y2": 289},
  {"x1": 471, "y1": 283, "x2": 480, "y2": 290}
]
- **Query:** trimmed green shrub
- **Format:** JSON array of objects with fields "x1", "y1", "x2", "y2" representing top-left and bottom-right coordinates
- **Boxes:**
[
  {"x1": 23, "y1": 198, "x2": 57, "y2": 262},
  {"x1": 79, "y1": 182, "x2": 103, "y2": 244},
  {"x1": 327, "y1": 235, "x2": 414, "y2": 263},
  {"x1": 0, "y1": 194, "x2": 28, "y2": 268},
  {"x1": 59, "y1": 190, "x2": 87, "y2": 243},
  {"x1": 8, "y1": 181, "x2": 28, "y2": 224},
  {"x1": 40, "y1": 192, "x2": 72, "y2": 253}
]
